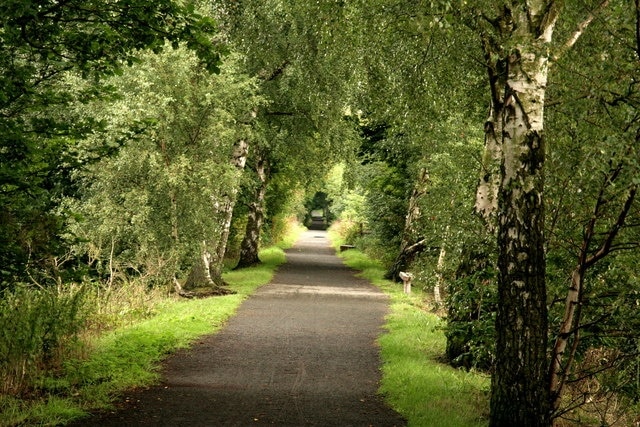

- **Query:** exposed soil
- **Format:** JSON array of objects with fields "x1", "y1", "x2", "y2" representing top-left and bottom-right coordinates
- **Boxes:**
[{"x1": 71, "y1": 229, "x2": 406, "y2": 426}]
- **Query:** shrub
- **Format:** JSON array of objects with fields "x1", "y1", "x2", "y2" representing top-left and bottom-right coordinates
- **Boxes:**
[
  {"x1": 0, "y1": 284, "x2": 89, "y2": 396},
  {"x1": 444, "y1": 248, "x2": 497, "y2": 371}
]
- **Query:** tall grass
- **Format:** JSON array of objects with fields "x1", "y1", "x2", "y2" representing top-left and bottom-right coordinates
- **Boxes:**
[
  {"x1": 0, "y1": 227, "x2": 301, "y2": 427},
  {"x1": 330, "y1": 227, "x2": 490, "y2": 426},
  {"x1": 85, "y1": 281, "x2": 169, "y2": 333},
  {"x1": 0, "y1": 284, "x2": 88, "y2": 397}
]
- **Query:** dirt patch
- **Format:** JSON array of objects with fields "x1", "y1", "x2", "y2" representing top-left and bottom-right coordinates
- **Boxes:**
[{"x1": 71, "y1": 230, "x2": 406, "y2": 426}]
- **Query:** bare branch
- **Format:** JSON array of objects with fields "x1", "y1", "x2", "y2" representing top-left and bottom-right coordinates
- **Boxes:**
[
  {"x1": 553, "y1": 0, "x2": 610, "y2": 62},
  {"x1": 584, "y1": 185, "x2": 638, "y2": 269}
]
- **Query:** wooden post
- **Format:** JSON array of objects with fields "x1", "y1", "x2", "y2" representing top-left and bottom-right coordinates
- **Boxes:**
[{"x1": 399, "y1": 271, "x2": 413, "y2": 295}]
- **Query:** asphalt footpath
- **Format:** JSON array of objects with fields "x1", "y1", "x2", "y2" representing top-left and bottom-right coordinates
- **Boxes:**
[{"x1": 72, "y1": 229, "x2": 406, "y2": 426}]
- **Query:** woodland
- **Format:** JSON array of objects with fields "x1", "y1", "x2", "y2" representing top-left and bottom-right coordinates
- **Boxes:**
[{"x1": 1, "y1": 1, "x2": 639, "y2": 426}]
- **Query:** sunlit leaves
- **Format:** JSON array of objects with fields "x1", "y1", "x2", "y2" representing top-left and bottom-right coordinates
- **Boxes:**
[
  {"x1": 66, "y1": 46, "x2": 261, "y2": 284},
  {"x1": 0, "y1": 0, "x2": 226, "y2": 287}
]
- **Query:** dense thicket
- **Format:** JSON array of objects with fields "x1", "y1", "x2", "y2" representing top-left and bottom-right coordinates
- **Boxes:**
[
  {"x1": 0, "y1": 0, "x2": 222, "y2": 288},
  {"x1": 64, "y1": 48, "x2": 261, "y2": 288}
]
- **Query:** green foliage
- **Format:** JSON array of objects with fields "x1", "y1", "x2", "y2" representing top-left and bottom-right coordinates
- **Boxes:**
[
  {"x1": 1, "y1": 0, "x2": 639, "y2": 422},
  {"x1": 0, "y1": 0, "x2": 223, "y2": 76},
  {"x1": 444, "y1": 253, "x2": 497, "y2": 371},
  {"x1": 329, "y1": 176, "x2": 368, "y2": 227},
  {"x1": 540, "y1": 2, "x2": 640, "y2": 416},
  {"x1": 362, "y1": 161, "x2": 411, "y2": 246},
  {"x1": 0, "y1": 285, "x2": 89, "y2": 397},
  {"x1": 262, "y1": 176, "x2": 310, "y2": 240},
  {"x1": 222, "y1": 0, "x2": 364, "y2": 259},
  {"x1": 0, "y1": 0, "x2": 224, "y2": 288},
  {"x1": 332, "y1": 110, "x2": 486, "y2": 288},
  {"x1": 328, "y1": 120, "x2": 416, "y2": 262},
  {"x1": 66, "y1": 47, "x2": 261, "y2": 286},
  {"x1": 263, "y1": 215, "x2": 306, "y2": 249}
]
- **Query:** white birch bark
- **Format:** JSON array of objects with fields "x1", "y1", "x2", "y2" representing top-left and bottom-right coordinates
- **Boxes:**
[
  {"x1": 475, "y1": 108, "x2": 501, "y2": 228},
  {"x1": 434, "y1": 225, "x2": 449, "y2": 305},
  {"x1": 236, "y1": 151, "x2": 268, "y2": 269},
  {"x1": 486, "y1": 3, "x2": 558, "y2": 425},
  {"x1": 184, "y1": 139, "x2": 248, "y2": 291},
  {"x1": 210, "y1": 139, "x2": 249, "y2": 278}
]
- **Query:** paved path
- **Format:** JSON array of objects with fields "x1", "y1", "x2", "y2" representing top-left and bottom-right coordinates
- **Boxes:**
[{"x1": 75, "y1": 230, "x2": 406, "y2": 426}]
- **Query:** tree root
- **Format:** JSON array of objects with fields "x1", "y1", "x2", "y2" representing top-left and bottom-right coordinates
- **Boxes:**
[{"x1": 173, "y1": 277, "x2": 236, "y2": 298}]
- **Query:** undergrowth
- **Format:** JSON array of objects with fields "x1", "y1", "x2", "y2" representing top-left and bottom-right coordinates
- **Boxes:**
[
  {"x1": 0, "y1": 224, "x2": 301, "y2": 427},
  {"x1": 0, "y1": 284, "x2": 88, "y2": 398}
]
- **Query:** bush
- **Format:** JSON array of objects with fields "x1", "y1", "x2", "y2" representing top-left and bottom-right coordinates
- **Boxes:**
[
  {"x1": 444, "y1": 247, "x2": 497, "y2": 371},
  {"x1": 0, "y1": 284, "x2": 89, "y2": 396}
]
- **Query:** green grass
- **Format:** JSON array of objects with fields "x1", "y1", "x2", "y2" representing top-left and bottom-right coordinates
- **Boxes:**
[
  {"x1": 0, "y1": 395, "x2": 86, "y2": 427},
  {"x1": 334, "y1": 237, "x2": 490, "y2": 427},
  {"x1": 378, "y1": 301, "x2": 489, "y2": 426},
  {"x1": 2, "y1": 223, "x2": 487, "y2": 426},
  {"x1": 0, "y1": 237, "x2": 298, "y2": 427}
]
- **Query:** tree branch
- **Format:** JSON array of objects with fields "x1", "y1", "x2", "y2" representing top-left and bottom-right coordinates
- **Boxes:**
[
  {"x1": 553, "y1": 0, "x2": 610, "y2": 62},
  {"x1": 636, "y1": 0, "x2": 640, "y2": 59},
  {"x1": 549, "y1": 151, "x2": 636, "y2": 412},
  {"x1": 265, "y1": 111, "x2": 295, "y2": 116},
  {"x1": 259, "y1": 60, "x2": 289, "y2": 82},
  {"x1": 584, "y1": 185, "x2": 637, "y2": 269}
]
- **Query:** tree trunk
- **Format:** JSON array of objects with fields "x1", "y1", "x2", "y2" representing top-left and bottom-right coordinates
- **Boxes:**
[
  {"x1": 183, "y1": 243, "x2": 214, "y2": 288},
  {"x1": 475, "y1": 102, "x2": 502, "y2": 230},
  {"x1": 182, "y1": 241, "x2": 232, "y2": 295},
  {"x1": 384, "y1": 238, "x2": 427, "y2": 282},
  {"x1": 183, "y1": 139, "x2": 248, "y2": 294},
  {"x1": 210, "y1": 139, "x2": 250, "y2": 278},
  {"x1": 433, "y1": 225, "x2": 449, "y2": 305},
  {"x1": 548, "y1": 266, "x2": 584, "y2": 414},
  {"x1": 473, "y1": 3, "x2": 611, "y2": 424},
  {"x1": 384, "y1": 167, "x2": 429, "y2": 281},
  {"x1": 235, "y1": 152, "x2": 269, "y2": 269},
  {"x1": 482, "y1": 4, "x2": 557, "y2": 426}
]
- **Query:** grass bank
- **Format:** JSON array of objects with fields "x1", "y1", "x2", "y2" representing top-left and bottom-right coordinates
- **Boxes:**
[
  {"x1": 0, "y1": 225, "x2": 303, "y2": 427},
  {"x1": 330, "y1": 232, "x2": 490, "y2": 426}
]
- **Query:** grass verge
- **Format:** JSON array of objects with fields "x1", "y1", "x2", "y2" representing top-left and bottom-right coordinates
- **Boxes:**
[
  {"x1": 330, "y1": 231, "x2": 490, "y2": 427},
  {"x1": 0, "y1": 230, "x2": 301, "y2": 427}
]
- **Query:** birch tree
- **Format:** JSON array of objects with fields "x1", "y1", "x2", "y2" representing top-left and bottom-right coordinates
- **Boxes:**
[
  {"x1": 0, "y1": 0, "x2": 222, "y2": 288},
  {"x1": 464, "y1": 2, "x2": 610, "y2": 425},
  {"x1": 234, "y1": 145, "x2": 268, "y2": 269},
  {"x1": 68, "y1": 48, "x2": 260, "y2": 291},
  {"x1": 474, "y1": 5, "x2": 557, "y2": 424}
]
